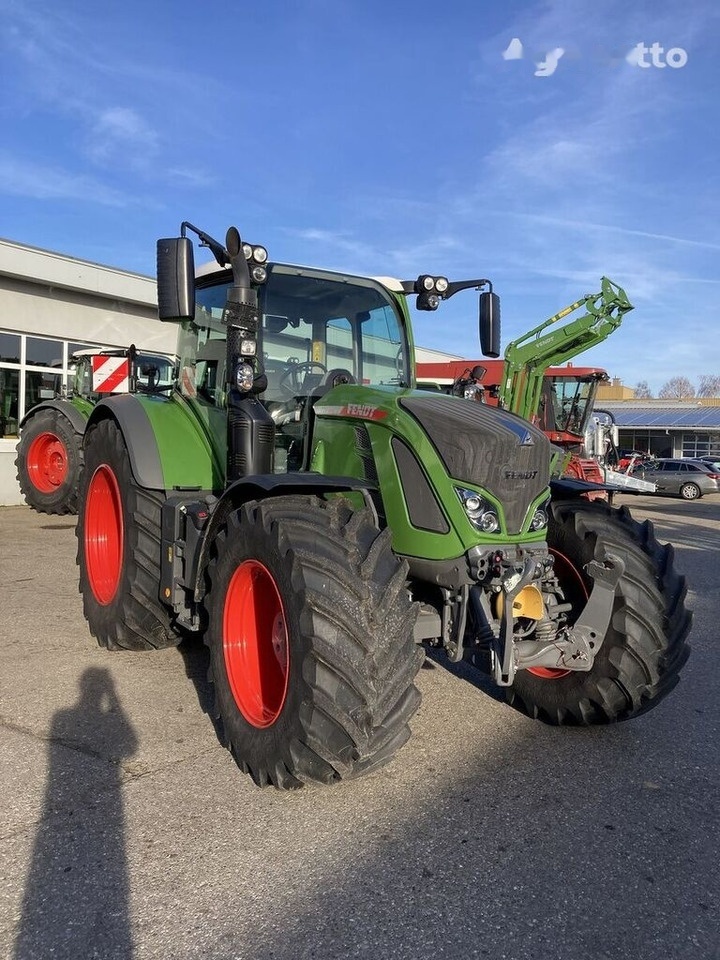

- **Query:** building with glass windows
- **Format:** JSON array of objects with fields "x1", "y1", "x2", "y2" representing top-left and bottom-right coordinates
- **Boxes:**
[
  {"x1": 595, "y1": 399, "x2": 720, "y2": 460},
  {"x1": 0, "y1": 238, "x2": 176, "y2": 504}
]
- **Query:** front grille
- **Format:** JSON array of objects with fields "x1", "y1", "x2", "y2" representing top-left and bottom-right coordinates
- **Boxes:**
[{"x1": 399, "y1": 395, "x2": 550, "y2": 533}]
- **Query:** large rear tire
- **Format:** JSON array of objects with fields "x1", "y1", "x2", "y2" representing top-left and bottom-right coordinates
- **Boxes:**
[
  {"x1": 76, "y1": 418, "x2": 182, "y2": 651},
  {"x1": 16, "y1": 409, "x2": 83, "y2": 515},
  {"x1": 507, "y1": 500, "x2": 691, "y2": 724},
  {"x1": 206, "y1": 496, "x2": 423, "y2": 789}
]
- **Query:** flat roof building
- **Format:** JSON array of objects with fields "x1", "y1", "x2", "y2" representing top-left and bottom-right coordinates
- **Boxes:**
[{"x1": 0, "y1": 238, "x2": 176, "y2": 504}]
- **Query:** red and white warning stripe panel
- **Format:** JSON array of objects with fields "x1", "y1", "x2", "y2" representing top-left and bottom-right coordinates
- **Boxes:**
[{"x1": 92, "y1": 355, "x2": 130, "y2": 393}]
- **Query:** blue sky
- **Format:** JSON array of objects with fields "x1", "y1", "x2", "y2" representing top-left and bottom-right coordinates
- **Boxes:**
[{"x1": 1, "y1": 0, "x2": 718, "y2": 394}]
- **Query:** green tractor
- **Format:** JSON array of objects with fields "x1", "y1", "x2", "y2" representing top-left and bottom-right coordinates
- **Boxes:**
[
  {"x1": 76, "y1": 222, "x2": 691, "y2": 789},
  {"x1": 16, "y1": 347, "x2": 176, "y2": 514}
]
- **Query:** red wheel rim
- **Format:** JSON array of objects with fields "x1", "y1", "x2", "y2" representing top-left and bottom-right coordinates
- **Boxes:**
[
  {"x1": 223, "y1": 560, "x2": 289, "y2": 728},
  {"x1": 527, "y1": 547, "x2": 589, "y2": 680},
  {"x1": 27, "y1": 432, "x2": 68, "y2": 492},
  {"x1": 84, "y1": 465, "x2": 124, "y2": 605}
]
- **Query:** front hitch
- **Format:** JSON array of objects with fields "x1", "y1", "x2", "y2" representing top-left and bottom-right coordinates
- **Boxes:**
[
  {"x1": 492, "y1": 556, "x2": 545, "y2": 685},
  {"x1": 492, "y1": 554, "x2": 625, "y2": 686}
]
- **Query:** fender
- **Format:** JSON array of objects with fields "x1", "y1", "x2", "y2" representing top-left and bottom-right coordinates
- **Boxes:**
[
  {"x1": 188, "y1": 473, "x2": 378, "y2": 603},
  {"x1": 20, "y1": 399, "x2": 87, "y2": 435},
  {"x1": 86, "y1": 392, "x2": 227, "y2": 492},
  {"x1": 86, "y1": 395, "x2": 165, "y2": 489}
]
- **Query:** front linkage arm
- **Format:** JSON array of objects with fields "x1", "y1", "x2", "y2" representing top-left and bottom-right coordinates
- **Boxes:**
[{"x1": 492, "y1": 554, "x2": 625, "y2": 686}]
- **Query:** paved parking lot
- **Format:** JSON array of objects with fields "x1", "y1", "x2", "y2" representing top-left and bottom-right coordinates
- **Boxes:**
[{"x1": 1, "y1": 495, "x2": 719, "y2": 960}]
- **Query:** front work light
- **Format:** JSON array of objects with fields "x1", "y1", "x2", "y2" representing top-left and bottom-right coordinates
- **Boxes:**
[
  {"x1": 243, "y1": 243, "x2": 268, "y2": 264},
  {"x1": 251, "y1": 265, "x2": 267, "y2": 283}
]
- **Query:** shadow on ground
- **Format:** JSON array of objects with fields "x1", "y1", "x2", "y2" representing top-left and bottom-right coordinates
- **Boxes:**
[{"x1": 14, "y1": 668, "x2": 137, "y2": 960}]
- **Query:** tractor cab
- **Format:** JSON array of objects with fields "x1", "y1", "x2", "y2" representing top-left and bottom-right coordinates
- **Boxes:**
[
  {"x1": 176, "y1": 265, "x2": 411, "y2": 473},
  {"x1": 538, "y1": 369, "x2": 608, "y2": 448}
]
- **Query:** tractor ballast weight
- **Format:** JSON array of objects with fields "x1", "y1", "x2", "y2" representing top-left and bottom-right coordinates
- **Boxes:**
[{"x1": 76, "y1": 223, "x2": 691, "y2": 790}]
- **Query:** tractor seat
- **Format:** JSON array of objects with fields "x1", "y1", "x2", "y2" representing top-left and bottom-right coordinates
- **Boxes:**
[{"x1": 319, "y1": 368, "x2": 356, "y2": 391}]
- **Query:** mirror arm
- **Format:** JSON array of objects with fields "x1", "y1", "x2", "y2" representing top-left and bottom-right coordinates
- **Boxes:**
[
  {"x1": 444, "y1": 278, "x2": 492, "y2": 300},
  {"x1": 180, "y1": 221, "x2": 229, "y2": 267}
]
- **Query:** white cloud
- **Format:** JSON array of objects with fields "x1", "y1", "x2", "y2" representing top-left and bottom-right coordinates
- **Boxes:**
[
  {"x1": 86, "y1": 107, "x2": 159, "y2": 168},
  {"x1": 0, "y1": 154, "x2": 128, "y2": 206}
]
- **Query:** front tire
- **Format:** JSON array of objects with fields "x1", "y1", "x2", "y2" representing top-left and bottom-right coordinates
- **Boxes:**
[
  {"x1": 76, "y1": 418, "x2": 182, "y2": 651},
  {"x1": 16, "y1": 409, "x2": 83, "y2": 514},
  {"x1": 507, "y1": 500, "x2": 691, "y2": 724},
  {"x1": 206, "y1": 496, "x2": 423, "y2": 789}
]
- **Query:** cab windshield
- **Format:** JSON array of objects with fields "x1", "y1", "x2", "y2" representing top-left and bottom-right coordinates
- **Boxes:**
[
  {"x1": 541, "y1": 376, "x2": 599, "y2": 437},
  {"x1": 176, "y1": 265, "x2": 408, "y2": 407}
]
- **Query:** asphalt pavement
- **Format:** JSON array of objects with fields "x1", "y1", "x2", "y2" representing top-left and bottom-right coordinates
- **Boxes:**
[{"x1": 1, "y1": 495, "x2": 718, "y2": 960}]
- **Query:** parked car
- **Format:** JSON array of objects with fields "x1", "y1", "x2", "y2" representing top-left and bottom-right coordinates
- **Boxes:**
[
  {"x1": 632, "y1": 458, "x2": 720, "y2": 500},
  {"x1": 696, "y1": 456, "x2": 720, "y2": 472}
]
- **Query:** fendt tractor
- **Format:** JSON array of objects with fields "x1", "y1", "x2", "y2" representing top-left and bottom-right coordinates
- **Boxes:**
[
  {"x1": 76, "y1": 223, "x2": 691, "y2": 790},
  {"x1": 16, "y1": 347, "x2": 176, "y2": 514}
]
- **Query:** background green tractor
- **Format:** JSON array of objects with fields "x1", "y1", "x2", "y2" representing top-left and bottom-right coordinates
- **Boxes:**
[
  {"x1": 75, "y1": 222, "x2": 691, "y2": 790},
  {"x1": 16, "y1": 347, "x2": 176, "y2": 514}
]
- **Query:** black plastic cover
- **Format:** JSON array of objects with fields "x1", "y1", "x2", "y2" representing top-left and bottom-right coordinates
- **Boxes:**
[{"x1": 156, "y1": 237, "x2": 195, "y2": 321}]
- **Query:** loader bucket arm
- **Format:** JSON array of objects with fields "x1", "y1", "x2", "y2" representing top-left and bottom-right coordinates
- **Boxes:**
[{"x1": 499, "y1": 278, "x2": 634, "y2": 419}]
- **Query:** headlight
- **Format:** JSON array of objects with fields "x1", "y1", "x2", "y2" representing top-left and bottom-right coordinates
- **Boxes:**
[
  {"x1": 235, "y1": 362, "x2": 255, "y2": 392},
  {"x1": 479, "y1": 512, "x2": 500, "y2": 533},
  {"x1": 424, "y1": 293, "x2": 440, "y2": 310},
  {"x1": 251, "y1": 265, "x2": 267, "y2": 283},
  {"x1": 528, "y1": 497, "x2": 550, "y2": 531},
  {"x1": 463, "y1": 383, "x2": 484, "y2": 402},
  {"x1": 243, "y1": 243, "x2": 268, "y2": 264},
  {"x1": 530, "y1": 508, "x2": 548, "y2": 531},
  {"x1": 456, "y1": 488, "x2": 500, "y2": 534},
  {"x1": 435, "y1": 277, "x2": 449, "y2": 294},
  {"x1": 240, "y1": 339, "x2": 256, "y2": 356}
]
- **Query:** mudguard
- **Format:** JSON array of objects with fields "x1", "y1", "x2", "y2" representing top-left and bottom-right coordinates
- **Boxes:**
[
  {"x1": 85, "y1": 393, "x2": 225, "y2": 492},
  {"x1": 20, "y1": 399, "x2": 87, "y2": 435},
  {"x1": 187, "y1": 473, "x2": 378, "y2": 602}
]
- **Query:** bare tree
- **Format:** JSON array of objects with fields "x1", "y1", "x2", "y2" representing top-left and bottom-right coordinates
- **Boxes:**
[
  {"x1": 697, "y1": 375, "x2": 720, "y2": 398},
  {"x1": 658, "y1": 377, "x2": 696, "y2": 399},
  {"x1": 634, "y1": 380, "x2": 652, "y2": 399}
]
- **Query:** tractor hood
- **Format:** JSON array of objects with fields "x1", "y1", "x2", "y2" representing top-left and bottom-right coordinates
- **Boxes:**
[
  {"x1": 398, "y1": 393, "x2": 551, "y2": 532},
  {"x1": 314, "y1": 386, "x2": 551, "y2": 536}
]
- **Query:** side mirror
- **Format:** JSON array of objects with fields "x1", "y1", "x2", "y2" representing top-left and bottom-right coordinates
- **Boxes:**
[
  {"x1": 156, "y1": 237, "x2": 195, "y2": 321},
  {"x1": 479, "y1": 291, "x2": 501, "y2": 358}
]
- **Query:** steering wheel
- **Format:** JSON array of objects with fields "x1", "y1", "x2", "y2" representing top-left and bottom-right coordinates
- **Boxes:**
[{"x1": 278, "y1": 361, "x2": 327, "y2": 398}]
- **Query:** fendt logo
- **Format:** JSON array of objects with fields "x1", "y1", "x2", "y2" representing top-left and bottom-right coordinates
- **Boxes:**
[
  {"x1": 504, "y1": 470, "x2": 539, "y2": 481},
  {"x1": 92, "y1": 355, "x2": 130, "y2": 393}
]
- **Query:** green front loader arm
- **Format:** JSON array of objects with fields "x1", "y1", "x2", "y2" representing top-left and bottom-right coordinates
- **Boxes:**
[{"x1": 499, "y1": 277, "x2": 634, "y2": 419}]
